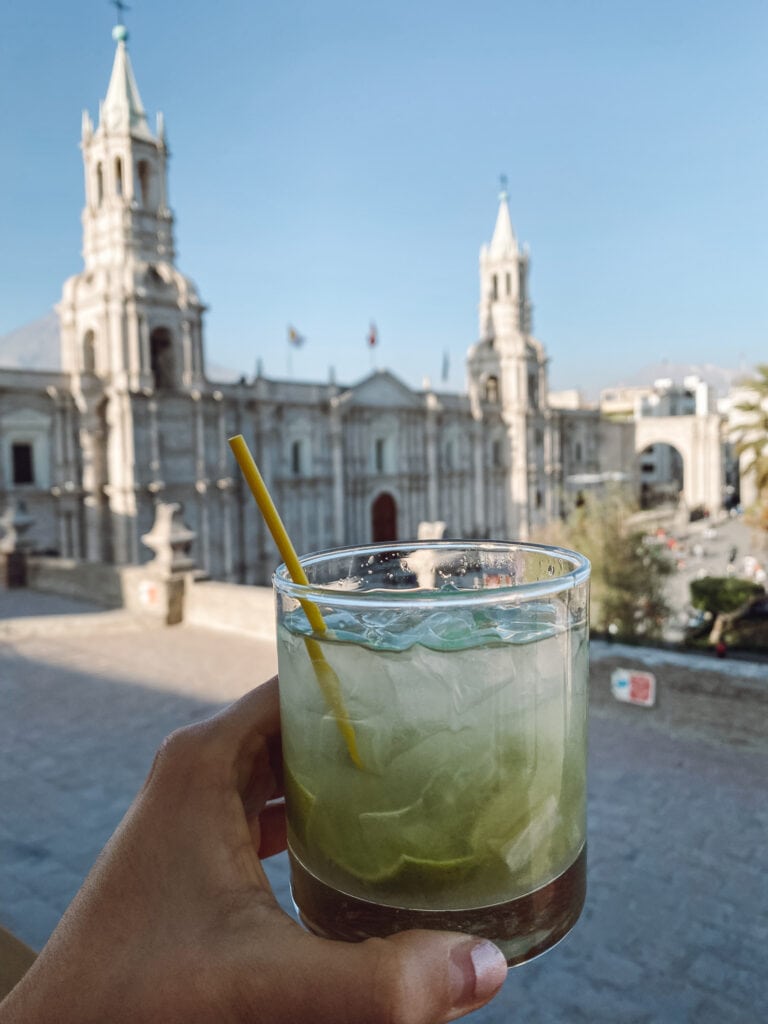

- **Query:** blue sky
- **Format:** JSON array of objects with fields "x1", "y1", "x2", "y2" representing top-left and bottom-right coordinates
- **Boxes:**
[{"x1": 2, "y1": 1, "x2": 767, "y2": 395}]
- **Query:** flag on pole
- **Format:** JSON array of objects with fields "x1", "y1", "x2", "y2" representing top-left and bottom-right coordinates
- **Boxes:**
[
  {"x1": 287, "y1": 325, "x2": 305, "y2": 347},
  {"x1": 368, "y1": 322, "x2": 378, "y2": 348}
]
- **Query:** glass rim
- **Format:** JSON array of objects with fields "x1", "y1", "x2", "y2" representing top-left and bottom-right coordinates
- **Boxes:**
[{"x1": 273, "y1": 539, "x2": 590, "y2": 609}]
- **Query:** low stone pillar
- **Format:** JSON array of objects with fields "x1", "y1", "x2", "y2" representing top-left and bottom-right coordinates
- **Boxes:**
[
  {"x1": 0, "y1": 500, "x2": 35, "y2": 589},
  {"x1": 123, "y1": 503, "x2": 197, "y2": 625},
  {"x1": 417, "y1": 520, "x2": 447, "y2": 540}
]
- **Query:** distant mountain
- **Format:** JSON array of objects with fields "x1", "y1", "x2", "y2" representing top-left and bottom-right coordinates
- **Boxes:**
[
  {"x1": 606, "y1": 360, "x2": 743, "y2": 398},
  {"x1": 4, "y1": 319, "x2": 743, "y2": 398},
  {"x1": 0, "y1": 310, "x2": 61, "y2": 370},
  {"x1": 0, "y1": 310, "x2": 243, "y2": 382}
]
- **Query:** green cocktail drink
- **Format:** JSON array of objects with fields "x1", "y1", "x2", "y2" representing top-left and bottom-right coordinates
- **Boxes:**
[{"x1": 274, "y1": 541, "x2": 590, "y2": 966}]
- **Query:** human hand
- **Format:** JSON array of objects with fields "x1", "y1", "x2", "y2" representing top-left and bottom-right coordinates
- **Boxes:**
[{"x1": 0, "y1": 676, "x2": 507, "y2": 1024}]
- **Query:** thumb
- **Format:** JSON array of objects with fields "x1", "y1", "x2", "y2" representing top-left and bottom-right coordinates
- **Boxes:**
[{"x1": 284, "y1": 928, "x2": 508, "y2": 1024}]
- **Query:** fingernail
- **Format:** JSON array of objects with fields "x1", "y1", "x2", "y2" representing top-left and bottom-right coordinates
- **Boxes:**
[{"x1": 449, "y1": 939, "x2": 508, "y2": 1007}]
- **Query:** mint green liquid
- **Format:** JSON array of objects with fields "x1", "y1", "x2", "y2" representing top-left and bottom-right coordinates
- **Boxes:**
[{"x1": 278, "y1": 606, "x2": 588, "y2": 913}]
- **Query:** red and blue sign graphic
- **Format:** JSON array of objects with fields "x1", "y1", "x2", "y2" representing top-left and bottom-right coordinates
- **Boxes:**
[{"x1": 610, "y1": 668, "x2": 656, "y2": 707}]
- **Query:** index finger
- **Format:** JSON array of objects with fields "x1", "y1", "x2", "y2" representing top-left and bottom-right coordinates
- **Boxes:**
[
  {"x1": 207, "y1": 673, "x2": 281, "y2": 745},
  {"x1": 202, "y1": 675, "x2": 283, "y2": 798}
]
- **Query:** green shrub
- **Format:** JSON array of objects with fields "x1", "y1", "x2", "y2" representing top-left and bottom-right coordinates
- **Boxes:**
[
  {"x1": 689, "y1": 577, "x2": 765, "y2": 615},
  {"x1": 533, "y1": 489, "x2": 673, "y2": 641}
]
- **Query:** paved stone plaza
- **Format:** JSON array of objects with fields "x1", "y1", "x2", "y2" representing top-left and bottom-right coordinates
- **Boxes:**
[{"x1": 1, "y1": 591, "x2": 766, "y2": 1022}]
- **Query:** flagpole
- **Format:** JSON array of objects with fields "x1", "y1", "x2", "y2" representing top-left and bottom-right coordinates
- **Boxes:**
[{"x1": 368, "y1": 321, "x2": 378, "y2": 371}]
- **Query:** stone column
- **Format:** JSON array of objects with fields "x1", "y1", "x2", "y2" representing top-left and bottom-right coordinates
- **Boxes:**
[
  {"x1": 330, "y1": 396, "x2": 345, "y2": 546},
  {"x1": 425, "y1": 394, "x2": 439, "y2": 522},
  {"x1": 139, "y1": 314, "x2": 151, "y2": 381},
  {"x1": 191, "y1": 390, "x2": 210, "y2": 572},
  {"x1": 472, "y1": 416, "x2": 486, "y2": 537},
  {"x1": 504, "y1": 413, "x2": 529, "y2": 542},
  {"x1": 104, "y1": 389, "x2": 138, "y2": 565},
  {"x1": 253, "y1": 401, "x2": 276, "y2": 584},
  {"x1": 76, "y1": 395, "x2": 107, "y2": 563},
  {"x1": 126, "y1": 301, "x2": 142, "y2": 389},
  {"x1": 213, "y1": 391, "x2": 235, "y2": 581},
  {"x1": 181, "y1": 320, "x2": 193, "y2": 387}
]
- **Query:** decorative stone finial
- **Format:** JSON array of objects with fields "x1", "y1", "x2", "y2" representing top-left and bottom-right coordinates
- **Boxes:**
[
  {"x1": 141, "y1": 502, "x2": 196, "y2": 574},
  {"x1": 0, "y1": 499, "x2": 36, "y2": 555}
]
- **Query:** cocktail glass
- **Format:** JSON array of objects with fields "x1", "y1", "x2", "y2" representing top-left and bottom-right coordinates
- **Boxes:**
[{"x1": 274, "y1": 540, "x2": 590, "y2": 967}]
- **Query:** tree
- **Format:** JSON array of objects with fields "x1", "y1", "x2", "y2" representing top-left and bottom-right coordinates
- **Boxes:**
[
  {"x1": 534, "y1": 490, "x2": 673, "y2": 642},
  {"x1": 689, "y1": 576, "x2": 764, "y2": 617},
  {"x1": 732, "y1": 364, "x2": 768, "y2": 530}
]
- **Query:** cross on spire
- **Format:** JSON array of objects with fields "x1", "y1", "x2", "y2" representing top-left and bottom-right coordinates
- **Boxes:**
[
  {"x1": 110, "y1": 0, "x2": 130, "y2": 25},
  {"x1": 499, "y1": 173, "x2": 508, "y2": 198}
]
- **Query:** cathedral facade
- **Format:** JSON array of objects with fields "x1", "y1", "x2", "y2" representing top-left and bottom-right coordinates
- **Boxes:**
[{"x1": 0, "y1": 27, "x2": 629, "y2": 584}]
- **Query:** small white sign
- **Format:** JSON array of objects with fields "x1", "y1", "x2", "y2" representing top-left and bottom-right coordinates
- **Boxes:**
[
  {"x1": 611, "y1": 668, "x2": 656, "y2": 708},
  {"x1": 139, "y1": 579, "x2": 160, "y2": 608}
]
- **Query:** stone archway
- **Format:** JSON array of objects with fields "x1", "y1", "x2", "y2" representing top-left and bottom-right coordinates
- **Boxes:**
[
  {"x1": 634, "y1": 415, "x2": 723, "y2": 514},
  {"x1": 371, "y1": 492, "x2": 397, "y2": 542},
  {"x1": 637, "y1": 441, "x2": 684, "y2": 509}
]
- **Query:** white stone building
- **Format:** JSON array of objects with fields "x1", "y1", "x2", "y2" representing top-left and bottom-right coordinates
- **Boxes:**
[
  {"x1": 596, "y1": 377, "x2": 725, "y2": 513},
  {"x1": 0, "y1": 26, "x2": 630, "y2": 583}
]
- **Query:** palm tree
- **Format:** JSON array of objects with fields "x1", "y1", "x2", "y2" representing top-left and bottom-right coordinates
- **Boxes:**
[{"x1": 732, "y1": 364, "x2": 768, "y2": 524}]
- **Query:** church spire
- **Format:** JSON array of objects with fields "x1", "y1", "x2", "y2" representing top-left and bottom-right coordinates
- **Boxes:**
[
  {"x1": 101, "y1": 24, "x2": 152, "y2": 138},
  {"x1": 477, "y1": 178, "x2": 530, "y2": 342},
  {"x1": 77, "y1": 21, "x2": 173, "y2": 272},
  {"x1": 60, "y1": 16, "x2": 207, "y2": 395},
  {"x1": 489, "y1": 176, "x2": 518, "y2": 258}
]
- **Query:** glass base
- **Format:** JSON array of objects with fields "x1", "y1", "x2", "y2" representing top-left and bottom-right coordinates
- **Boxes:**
[{"x1": 289, "y1": 844, "x2": 586, "y2": 967}]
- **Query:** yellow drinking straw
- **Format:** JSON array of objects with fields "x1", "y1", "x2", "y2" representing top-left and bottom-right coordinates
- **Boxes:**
[{"x1": 228, "y1": 434, "x2": 363, "y2": 769}]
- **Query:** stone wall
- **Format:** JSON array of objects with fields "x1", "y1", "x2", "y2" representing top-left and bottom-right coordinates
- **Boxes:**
[
  {"x1": 590, "y1": 640, "x2": 767, "y2": 750},
  {"x1": 25, "y1": 557, "x2": 125, "y2": 607},
  {"x1": 25, "y1": 555, "x2": 278, "y2": 637},
  {"x1": 182, "y1": 578, "x2": 275, "y2": 641}
]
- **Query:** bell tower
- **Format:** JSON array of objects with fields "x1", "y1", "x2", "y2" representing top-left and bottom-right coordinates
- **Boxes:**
[
  {"x1": 58, "y1": 23, "x2": 206, "y2": 394},
  {"x1": 477, "y1": 177, "x2": 532, "y2": 349},
  {"x1": 56, "y1": 22, "x2": 208, "y2": 565},
  {"x1": 468, "y1": 182, "x2": 549, "y2": 540}
]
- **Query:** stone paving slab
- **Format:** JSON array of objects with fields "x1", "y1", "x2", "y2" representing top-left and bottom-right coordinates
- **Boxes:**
[
  {"x1": 1, "y1": 616, "x2": 766, "y2": 1021},
  {"x1": 0, "y1": 587, "x2": 109, "y2": 620}
]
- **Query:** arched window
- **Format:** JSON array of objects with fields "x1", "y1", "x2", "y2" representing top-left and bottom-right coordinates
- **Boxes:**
[
  {"x1": 372, "y1": 492, "x2": 397, "y2": 542},
  {"x1": 491, "y1": 275, "x2": 498, "y2": 301},
  {"x1": 371, "y1": 433, "x2": 396, "y2": 474},
  {"x1": 528, "y1": 372, "x2": 539, "y2": 408},
  {"x1": 137, "y1": 160, "x2": 150, "y2": 206},
  {"x1": 12, "y1": 444, "x2": 34, "y2": 485},
  {"x1": 150, "y1": 327, "x2": 174, "y2": 389},
  {"x1": 96, "y1": 163, "x2": 104, "y2": 206},
  {"x1": 291, "y1": 440, "x2": 303, "y2": 476},
  {"x1": 82, "y1": 330, "x2": 96, "y2": 374},
  {"x1": 505, "y1": 272, "x2": 512, "y2": 295},
  {"x1": 485, "y1": 376, "x2": 499, "y2": 403},
  {"x1": 115, "y1": 156, "x2": 123, "y2": 197}
]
